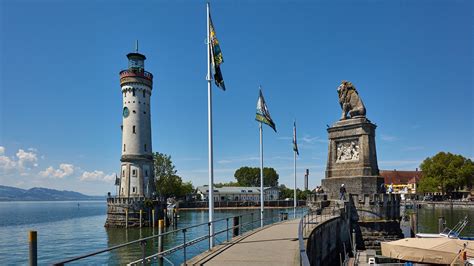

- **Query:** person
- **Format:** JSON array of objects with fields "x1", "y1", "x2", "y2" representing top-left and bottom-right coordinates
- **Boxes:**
[
  {"x1": 340, "y1": 184, "x2": 346, "y2": 200},
  {"x1": 388, "y1": 183, "x2": 393, "y2": 194},
  {"x1": 380, "y1": 183, "x2": 386, "y2": 193}
]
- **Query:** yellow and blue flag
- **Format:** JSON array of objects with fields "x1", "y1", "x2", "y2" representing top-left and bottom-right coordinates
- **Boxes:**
[{"x1": 209, "y1": 15, "x2": 226, "y2": 91}]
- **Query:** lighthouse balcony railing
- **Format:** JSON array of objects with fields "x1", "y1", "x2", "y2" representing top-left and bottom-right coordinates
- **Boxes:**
[{"x1": 119, "y1": 69, "x2": 153, "y2": 81}]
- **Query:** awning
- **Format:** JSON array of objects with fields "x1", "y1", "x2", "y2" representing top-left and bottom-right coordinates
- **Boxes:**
[{"x1": 381, "y1": 238, "x2": 474, "y2": 264}]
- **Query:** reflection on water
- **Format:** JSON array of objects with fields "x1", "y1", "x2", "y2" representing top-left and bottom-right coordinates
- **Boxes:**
[{"x1": 415, "y1": 205, "x2": 474, "y2": 235}]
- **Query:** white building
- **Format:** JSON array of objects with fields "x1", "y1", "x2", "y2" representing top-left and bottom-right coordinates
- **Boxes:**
[
  {"x1": 196, "y1": 186, "x2": 280, "y2": 202},
  {"x1": 118, "y1": 49, "x2": 155, "y2": 198}
]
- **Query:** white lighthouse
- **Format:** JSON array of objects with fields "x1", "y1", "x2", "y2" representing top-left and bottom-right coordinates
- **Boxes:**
[{"x1": 118, "y1": 45, "x2": 155, "y2": 199}]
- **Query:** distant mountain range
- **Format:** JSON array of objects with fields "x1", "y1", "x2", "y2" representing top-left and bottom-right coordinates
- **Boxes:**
[{"x1": 0, "y1": 185, "x2": 104, "y2": 201}]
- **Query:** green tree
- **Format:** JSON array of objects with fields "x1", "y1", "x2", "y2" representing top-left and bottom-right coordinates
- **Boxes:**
[
  {"x1": 278, "y1": 184, "x2": 310, "y2": 200},
  {"x1": 234, "y1": 166, "x2": 279, "y2": 187},
  {"x1": 418, "y1": 152, "x2": 474, "y2": 194},
  {"x1": 153, "y1": 152, "x2": 194, "y2": 199},
  {"x1": 215, "y1": 181, "x2": 240, "y2": 188}
]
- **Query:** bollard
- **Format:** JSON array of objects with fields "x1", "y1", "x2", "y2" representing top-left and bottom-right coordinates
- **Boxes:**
[
  {"x1": 409, "y1": 213, "x2": 416, "y2": 237},
  {"x1": 29, "y1": 231, "x2": 37, "y2": 266},
  {"x1": 152, "y1": 209, "x2": 155, "y2": 228},
  {"x1": 158, "y1": 219, "x2": 164, "y2": 265},
  {"x1": 163, "y1": 209, "x2": 167, "y2": 227},
  {"x1": 140, "y1": 209, "x2": 143, "y2": 228},
  {"x1": 233, "y1": 216, "x2": 240, "y2": 237},
  {"x1": 352, "y1": 229, "x2": 357, "y2": 255},
  {"x1": 438, "y1": 216, "x2": 445, "y2": 234},
  {"x1": 125, "y1": 209, "x2": 128, "y2": 229}
]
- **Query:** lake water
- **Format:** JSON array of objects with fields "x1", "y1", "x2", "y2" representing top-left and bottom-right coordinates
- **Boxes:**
[
  {"x1": 0, "y1": 201, "x2": 300, "y2": 265},
  {"x1": 0, "y1": 201, "x2": 472, "y2": 265}
]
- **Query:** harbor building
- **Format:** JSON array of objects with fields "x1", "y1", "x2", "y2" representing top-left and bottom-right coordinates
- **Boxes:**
[
  {"x1": 380, "y1": 169, "x2": 422, "y2": 195},
  {"x1": 196, "y1": 186, "x2": 280, "y2": 202}
]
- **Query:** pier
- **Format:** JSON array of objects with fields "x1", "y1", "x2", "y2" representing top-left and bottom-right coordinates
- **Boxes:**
[{"x1": 187, "y1": 219, "x2": 301, "y2": 265}]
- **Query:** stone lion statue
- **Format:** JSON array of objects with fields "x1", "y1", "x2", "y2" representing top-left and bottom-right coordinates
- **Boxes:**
[{"x1": 337, "y1": 80, "x2": 366, "y2": 120}]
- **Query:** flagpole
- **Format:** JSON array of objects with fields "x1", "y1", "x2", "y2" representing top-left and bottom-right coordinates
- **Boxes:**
[
  {"x1": 259, "y1": 122, "x2": 264, "y2": 227},
  {"x1": 294, "y1": 149, "x2": 297, "y2": 219},
  {"x1": 206, "y1": 2, "x2": 215, "y2": 249}
]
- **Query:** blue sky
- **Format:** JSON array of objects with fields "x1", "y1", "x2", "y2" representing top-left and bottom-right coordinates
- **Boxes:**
[{"x1": 0, "y1": 0, "x2": 472, "y2": 195}]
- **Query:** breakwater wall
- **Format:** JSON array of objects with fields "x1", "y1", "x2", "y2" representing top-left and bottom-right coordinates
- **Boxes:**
[{"x1": 305, "y1": 214, "x2": 350, "y2": 266}]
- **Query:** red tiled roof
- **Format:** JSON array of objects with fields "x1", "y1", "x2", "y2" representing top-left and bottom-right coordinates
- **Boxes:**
[{"x1": 380, "y1": 170, "x2": 423, "y2": 185}]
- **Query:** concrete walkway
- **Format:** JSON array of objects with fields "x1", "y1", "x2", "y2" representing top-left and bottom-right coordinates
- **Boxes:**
[{"x1": 187, "y1": 219, "x2": 301, "y2": 266}]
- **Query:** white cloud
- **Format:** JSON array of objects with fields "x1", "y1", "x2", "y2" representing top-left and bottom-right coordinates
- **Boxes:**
[
  {"x1": 39, "y1": 163, "x2": 75, "y2": 178},
  {"x1": 0, "y1": 154, "x2": 17, "y2": 171},
  {"x1": 79, "y1": 170, "x2": 115, "y2": 183},
  {"x1": 0, "y1": 147, "x2": 39, "y2": 173},
  {"x1": 16, "y1": 149, "x2": 39, "y2": 169}
]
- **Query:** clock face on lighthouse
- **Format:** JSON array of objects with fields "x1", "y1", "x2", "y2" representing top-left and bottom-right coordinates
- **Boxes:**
[{"x1": 123, "y1": 107, "x2": 130, "y2": 118}]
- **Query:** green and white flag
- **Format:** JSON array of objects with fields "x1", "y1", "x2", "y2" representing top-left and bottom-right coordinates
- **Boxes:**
[{"x1": 256, "y1": 89, "x2": 276, "y2": 132}]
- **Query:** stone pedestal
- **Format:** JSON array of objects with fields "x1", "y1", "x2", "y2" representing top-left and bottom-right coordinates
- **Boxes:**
[{"x1": 321, "y1": 117, "x2": 383, "y2": 199}]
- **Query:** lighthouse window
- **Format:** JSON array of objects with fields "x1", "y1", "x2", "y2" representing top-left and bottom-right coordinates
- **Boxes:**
[
  {"x1": 123, "y1": 144, "x2": 126, "y2": 151},
  {"x1": 132, "y1": 169, "x2": 137, "y2": 176},
  {"x1": 133, "y1": 110, "x2": 136, "y2": 113},
  {"x1": 122, "y1": 170, "x2": 125, "y2": 177},
  {"x1": 132, "y1": 187, "x2": 136, "y2": 193},
  {"x1": 143, "y1": 90, "x2": 146, "y2": 97},
  {"x1": 145, "y1": 170, "x2": 148, "y2": 176},
  {"x1": 144, "y1": 144, "x2": 147, "y2": 151},
  {"x1": 133, "y1": 126, "x2": 136, "y2": 133},
  {"x1": 132, "y1": 89, "x2": 136, "y2": 96},
  {"x1": 143, "y1": 111, "x2": 146, "y2": 114}
]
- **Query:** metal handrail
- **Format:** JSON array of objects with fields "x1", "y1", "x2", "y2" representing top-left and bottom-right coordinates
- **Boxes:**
[
  {"x1": 52, "y1": 208, "x2": 307, "y2": 265},
  {"x1": 128, "y1": 209, "x2": 308, "y2": 265},
  {"x1": 298, "y1": 217, "x2": 311, "y2": 266},
  {"x1": 298, "y1": 207, "x2": 345, "y2": 266}
]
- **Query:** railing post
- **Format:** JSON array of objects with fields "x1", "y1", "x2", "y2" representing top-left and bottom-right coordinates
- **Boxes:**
[
  {"x1": 251, "y1": 213, "x2": 254, "y2": 230},
  {"x1": 208, "y1": 222, "x2": 212, "y2": 250},
  {"x1": 29, "y1": 231, "x2": 37, "y2": 266},
  {"x1": 140, "y1": 240, "x2": 146, "y2": 265},
  {"x1": 239, "y1": 215, "x2": 242, "y2": 234},
  {"x1": 125, "y1": 209, "x2": 128, "y2": 229},
  {"x1": 152, "y1": 209, "x2": 155, "y2": 228},
  {"x1": 233, "y1": 216, "x2": 239, "y2": 237},
  {"x1": 226, "y1": 218, "x2": 229, "y2": 242},
  {"x1": 140, "y1": 209, "x2": 143, "y2": 228},
  {"x1": 183, "y1": 229, "x2": 187, "y2": 265}
]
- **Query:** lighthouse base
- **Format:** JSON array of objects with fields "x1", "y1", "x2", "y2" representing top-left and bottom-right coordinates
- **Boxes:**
[{"x1": 105, "y1": 197, "x2": 163, "y2": 228}]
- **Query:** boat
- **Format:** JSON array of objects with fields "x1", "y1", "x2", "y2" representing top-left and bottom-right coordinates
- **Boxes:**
[
  {"x1": 381, "y1": 238, "x2": 473, "y2": 265},
  {"x1": 416, "y1": 215, "x2": 469, "y2": 239}
]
